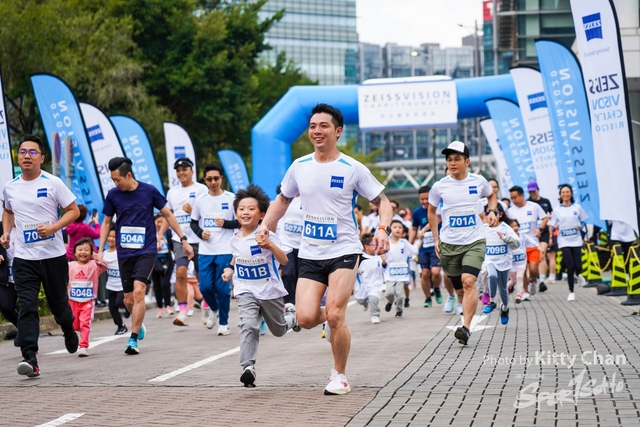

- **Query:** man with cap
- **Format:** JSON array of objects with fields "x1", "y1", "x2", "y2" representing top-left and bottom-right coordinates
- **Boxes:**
[
  {"x1": 428, "y1": 141, "x2": 498, "y2": 346},
  {"x1": 527, "y1": 182, "x2": 553, "y2": 290},
  {"x1": 160, "y1": 157, "x2": 208, "y2": 326}
]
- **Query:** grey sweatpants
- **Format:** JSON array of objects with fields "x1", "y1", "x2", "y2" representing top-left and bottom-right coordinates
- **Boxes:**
[
  {"x1": 237, "y1": 293, "x2": 293, "y2": 368},
  {"x1": 385, "y1": 281, "x2": 405, "y2": 312},
  {"x1": 357, "y1": 295, "x2": 380, "y2": 317}
]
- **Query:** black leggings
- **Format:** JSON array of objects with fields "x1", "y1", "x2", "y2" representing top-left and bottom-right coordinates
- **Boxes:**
[
  {"x1": 108, "y1": 290, "x2": 125, "y2": 327},
  {"x1": 0, "y1": 281, "x2": 18, "y2": 327},
  {"x1": 152, "y1": 256, "x2": 174, "y2": 308},
  {"x1": 562, "y1": 246, "x2": 583, "y2": 292}
]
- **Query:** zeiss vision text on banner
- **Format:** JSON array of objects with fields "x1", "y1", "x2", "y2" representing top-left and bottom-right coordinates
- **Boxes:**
[
  {"x1": 111, "y1": 115, "x2": 165, "y2": 195},
  {"x1": 0, "y1": 71, "x2": 13, "y2": 191},
  {"x1": 31, "y1": 74, "x2": 104, "y2": 214},
  {"x1": 535, "y1": 40, "x2": 603, "y2": 228},
  {"x1": 218, "y1": 149, "x2": 250, "y2": 193},
  {"x1": 570, "y1": 0, "x2": 638, "y2": 233},
  {"x1": 480, "y1": 119, "x2": 513, "y2": 197},
  {"x1": 357, "y1": 78, "x2": 458, "y2": 130},
  {"x1": 485, "y1": 99, "x2": 536, "y2": 191}
]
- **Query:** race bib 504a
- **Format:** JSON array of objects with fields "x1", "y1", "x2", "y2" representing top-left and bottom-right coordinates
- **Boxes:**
[{"x1": 120, "y1": 226, "x2": 146, "y2": 249}]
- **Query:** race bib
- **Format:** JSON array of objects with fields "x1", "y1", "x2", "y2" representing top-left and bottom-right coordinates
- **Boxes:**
[
  {"x1": 560, "y1": 227, "x2": 579, "y2": 237},
  {"x1": 388, "y1": 262, "x2": 410, "y2": 278},
  {"x1": 303, "y1": 213, "x2": 337, "y2": 246},
  {"x1": 203, "y1": 213, "x2": 224, "y2": 232},
  {"x1": 513, "y1": 252, "x2": 526, "y2": 263},
  {"x1": 70, "y1": 280, "x2": 94, "y2": 302},
  {"x1": 422, "y1": 231, "x2": 435, "y2": 249},
  {"x1": 158, "y1": 239, "x2": 169, "y2": 254},
  {"x1": 449, "y1": 209, "x2": 476, "y2": 229},
  {"x1": 235, "y1": 256, "x2": 271, "y2": 285},
  {"x1": 284, "y1": 219, "x2": 303, "y2": 235},
  {"x1": 486, "y1": 240, "x2": 508, "y2": 256},
  {"x1": 107, "y1": 268, "x2": 120, "y2": 279},
  {"x1": 22, "y1": 221, "x2": 55, "y2": 247},
  {"x1": 519, "y1": 221, "x2": 532, "y2": 232},
  {"x1": 120, "y1": 226, "x2": 146, "y2": 249},
  {"x1": 174, "y1": 210, "x2": 190, "y2": 229}
]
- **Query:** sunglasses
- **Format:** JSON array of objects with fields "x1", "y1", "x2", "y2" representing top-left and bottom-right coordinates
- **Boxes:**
[{"x1": 205, "y1": 176, "x2": 222, "y2": 182}]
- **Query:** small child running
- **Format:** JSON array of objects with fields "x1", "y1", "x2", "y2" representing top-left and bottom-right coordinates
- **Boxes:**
[
  {"x1": 68, "y1": 237, "x2": 108, "y2": 356},
  {"x1": 355, "y1": 233, "x2": 385, "y2": 324},
  {"x1": 221, "y1": 184, "x2": 300, "y2": 388},
  {"x1": 103, "y1": 227, "x2": 128, "y2": 335},
  {"x1": 384, "y1": 220, "x2": 419, "y2": 317},
  {"x1": 507, "y1": 219, "x2": 537, "y2": 303}
]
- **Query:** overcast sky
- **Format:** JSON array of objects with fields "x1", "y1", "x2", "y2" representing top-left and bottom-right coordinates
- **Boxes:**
[{"x1": 356, "y1": 0, "x2": 486, "y2": 48}]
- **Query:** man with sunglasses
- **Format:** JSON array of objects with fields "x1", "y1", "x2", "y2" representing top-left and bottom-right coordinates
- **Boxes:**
[
  {"x1": 190, "y1": 163, "x2": 237, "y2": 335},
  {"x1": 160, "y1": 157, "x2": 207, "y2": 326},
  {"x1": 2, "y1": 134, "x2": 81, "y2": 377}
]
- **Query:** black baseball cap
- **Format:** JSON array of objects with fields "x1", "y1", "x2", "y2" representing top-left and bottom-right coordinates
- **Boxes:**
[
  {"x1": 174, "y1": 157, "x2": 194, "y2": 169},
  {"x1": 442, "y1": 141, "x2": 470, "y2": 158}
]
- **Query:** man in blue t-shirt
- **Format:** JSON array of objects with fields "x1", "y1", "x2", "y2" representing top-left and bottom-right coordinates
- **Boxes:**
[{"x1": 98, "y1": 157, "x2": 194, "y2": 355}]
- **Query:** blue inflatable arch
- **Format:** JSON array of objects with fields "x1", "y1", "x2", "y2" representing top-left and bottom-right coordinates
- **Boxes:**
[{"x1": 252, "y1": 74, "x2": 517, "y2": 198}]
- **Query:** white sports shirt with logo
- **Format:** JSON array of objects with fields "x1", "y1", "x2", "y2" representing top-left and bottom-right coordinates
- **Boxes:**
[
  {"x1": 508, "y1": 201, "x2": 548, "y2": 245},
  {"x1": 383, "y1": 238, "x2": 418, "y2": 283},
  {"x1": 356, "y1": 253, "x2": 384, "y2": 299},
  {"x1": 230, "y1": 229, "x2": 290, "y2": 300},
  {"x1": 3, "y1": 171, "x2": 76, "y2": 260},
  {"x1": 428, "y1": 173, "x2": 492, "y2": 246},
  {"x1": 280, "y1": 153, "x2": 384, "y2": 260},
  {"x1": 190, "y1": 190, "x2": 236, "y2": 255},
  {"x1": 549, "y1": 203, "x2": 587, "y2": 249},
  {"x1": 166, "y1": 182, "x2": 208, "y2": 244},
  {"x1": 276, "y1": 196, "x2": 303, "y2": 250}
]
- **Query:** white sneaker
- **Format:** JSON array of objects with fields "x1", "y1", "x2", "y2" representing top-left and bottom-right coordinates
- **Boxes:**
[
  {"x1": 324, "y1": 368, "x2": 351, "y2": 395},
  {"x1": 217, "y1": 325, "x2": 230, "y2": 336},
  {"x1": 547, "y1": 276, "x2": 555, "y2": 284},
  {"x1": 77, "y1": 347, "x2": 89, "y2": 357},
  {"x1": 456, "y1": 303, "x2": 463, "y2": 316},
  {"x1": 529, "y1": 282, "x2": 537, "y2": 295},
  {"x1": 444, "y1": 296, "x2": 455, "y2": 313},
  {"x1": 173, "y1": 312, "x2": 188, "y2": 327},
  {"x1": 284, "y1": 303, "x2": 301, "y2": 332},
  {"x1": 371, "y1": 316, "x2": 380, "y2": 324},
  {"x1": 578, "y1": 275, "x2": 586, "y2": 287},
  {"x1": 206, "y1": 310, "x2": 218, "y2": 330},
  {"x1": 201, "y1": 307, "x2": 211, "y2": 325},
  {"x1": 567, "y1": 292, "x2": 576, "y2": 301},
  {"x1": 522, "y1": 292, "x2": 531, "y2": 301},
  {"x1": 187, "y1": 309, "x2": 194, "y2": 317}
]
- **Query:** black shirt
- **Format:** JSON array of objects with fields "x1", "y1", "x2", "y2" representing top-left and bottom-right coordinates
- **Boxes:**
[{"x1": 529, "y1": 196, "x2": 553, "y2": 214}]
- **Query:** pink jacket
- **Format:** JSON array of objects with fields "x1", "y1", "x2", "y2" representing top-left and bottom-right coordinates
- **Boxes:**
[
  {"x1": 68, "y1": 259, "x2": 108, "y2": 303},
  {"x1": 66, "y1": 222, "x2": 101, "y2": 260}
]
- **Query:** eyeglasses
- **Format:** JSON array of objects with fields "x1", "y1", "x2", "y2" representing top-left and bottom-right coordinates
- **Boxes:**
[
  {"x1": 18, "y1": 149, "x2": 42, "y2": 157},
  {"x1": 205, "y1": 176, "x2": 222, "y2": 182}
]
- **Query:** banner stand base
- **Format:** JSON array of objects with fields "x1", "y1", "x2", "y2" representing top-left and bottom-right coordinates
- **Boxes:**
[
  {"x1": 597, "y1": 283, "x2": 612, "y2": 294},
  {"x1": 583, "y1": 281, "x2": 601, "y2": 288},
  {"x1": 621, "y1": 294, "x2": 640, "y2": 306},
  {"x1": 606, "y1": 287, "x2": 628, "y2": 297}
]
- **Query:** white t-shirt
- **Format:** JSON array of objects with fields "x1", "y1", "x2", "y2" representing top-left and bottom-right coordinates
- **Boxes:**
[
  {"x1": 276, "y1": 196, "x2": 303, "y2": 250},
  {"x1": 363, "y1": 212, "x2": 380, "y2": 233},
  {"x1": 383, "y1": 238, "x2": 418, "y2": 283},
  {"x1": 190, "y1": 191, "x2": 236, "y2": 255},
  {"x1": 102, "y1": 249, "x2": 123, "y2": 292},
  {"x1": 483, "y1": 223, "x2": 519, "y2": 272},
  {"x1": 610, "y1": 220, "x2": 637, "y2": 243},
  {"x1": 230, "y1": 229, "x2": 290, "y2": 300},
  {"x1": 5, "y1": 229, "x2": 16, "y2": 283},
  {"x1": 166, "y1": 182, "x2": 208, "y2": 243},
  {"x1": 428, "y1": 173, "x2": 492, "y2": 246},
  {"x1": 511, "y1": 232, "x2": 536, "y2": 271},
  {"x1": 3, "y1": 171, "x2": 76, "y2": 260},
  {"x1": 356, "y1": 253, "x2": 384, "y2": 300},
  {"x1": 508, "y1": 201, "x2": 548, "y2": 245},
  {"x1": 549, "y1": 204, "x2": 587, "y2": 249},
  {"x1": 280, "y1": 153, "x2": 384, "y2": 260}
]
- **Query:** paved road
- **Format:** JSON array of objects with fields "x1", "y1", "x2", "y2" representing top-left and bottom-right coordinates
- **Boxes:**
[{"x1": 1, "y1": 281, "x2": 639, "y2": 426}]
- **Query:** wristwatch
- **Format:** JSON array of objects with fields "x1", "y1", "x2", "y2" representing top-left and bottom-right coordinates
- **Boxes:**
[
  {"x1": 181, "y1": 235, "x2": 188, "y2": 242},
  {"x1": 377, "y1": 225, "x2": 392, "y2": 236}
]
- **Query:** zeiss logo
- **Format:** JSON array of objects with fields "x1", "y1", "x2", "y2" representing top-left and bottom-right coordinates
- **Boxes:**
[
  {"x1": 222, "y1": 203, "x2": 229, "y2": 210},
  {"x1": 250, "y1": 245, "x2": 261, "y2": 256},
  {"x1": 37, "y1": 188, "x2": 47, "y2": 198},
  {"x1": 469, "y1": 186, "x2": 477, "y2": 195},
  {"x1": 189, "y1": 192, "x2": 195, "y2": 198},
  {"x1": 87, "y1": 125, "x2": 104, "y2": 143},
  {"x1": 330, "y1": 176, "x2": 344, "y2": 189},
  {"x1": 583, "y1": 13, "x2": 603, "y2": 41},
  {"x1": 527, "y1": 92, "x2": 547, "y2": 111},
  {"x1": 527, "y1": 211, "x2": 532, "y2": 216},
  {"x1": 174, "y1": 146, "x2": 186, "y2": 159}
]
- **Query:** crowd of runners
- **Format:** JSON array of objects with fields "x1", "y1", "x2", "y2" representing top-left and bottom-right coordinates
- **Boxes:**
[{"x1": 1, "y1": 103, "x2": 635, "y2": 394}]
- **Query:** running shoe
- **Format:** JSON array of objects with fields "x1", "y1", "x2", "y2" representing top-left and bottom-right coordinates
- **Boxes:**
[
  {"x1": 443, "y1": 296, "x2": 455, "y2": 313},
  {"x1": 423, "y1": 297, "x2": 432, "y2": 308},
  {"x1": 547, "y1": 276, "x2": 555, "y2": 284},
  {"x1": 404, "y1": 297, "x2": 410, "y2": 308},
  {"x1": 217, "y1": 325, "x2": 230, "y2": 336},
  {"x1": 241, "y1": 365, "x2": 256, "y2": 388},
  {"x1": 454, "y1": 326, "x2": 470, "y2": 345},
  {"x1": 567, "y1": 292, "x2": 576, "y2": 302},
  {"x1": 259, "y1": 318, "x2": 268, "y2": 335},
  {"x1": 157, "y1": 308, "x2": 164, "y2": 318},
  {"x1": 434, "y1": 287, "x2": 443, "y2": 304},
  {"x1": 202, "y1": 307, "x2": 211, "y2": 325},
  {"x1": 522, "y1": 292, "x2": 531, "y2": 301},
  {"x1": 529, "y1": 282, "x2": 537, "y2": 295},
  {"x1": 123, "y1": 309, "x2": 131, "y2": 319},
  {"x1": 324, "y1": 368, "x2": 351, "y2": 395},
  {"x1": 481, "y1": 292, "x2": 490, "y2": 305},
  {"x1": 284, "y1": 303, "x2": 301, "y2": 332},
  {"x1": 64, "y1": 330, "x2": 79, "y2": 354},
  {"x1": 187, "y1": 309, "x2": 194, "y2": 317},
  {"x1": 115, "y1": 325, "x2": 128, "y2": 335},
  {"x1": 500, "y1": 304, "x2": 509, "y2": 325},
  {"x1": 206, "y1": 310, "x2": 218, "y2": 329},
  {"x1": 17, "y1": 360, "x2": 40, "y2": 377},
  {"x1": 384, "y1": 302, "x2": 392, "y2": 312},
  {"x1": 138, "y1": 323, "x2": 146, "y2": 340},
  {"x1": 77, "y1": 347, "x2": 89, "y2": 357},
  {"x1": 165, "y1": 306, "x2": 175, "y2": 316},
  {"x1": 124, "y1": 338, "x2": 139, "y2": 355},
  {"x1": 578, "y1": 275, "x2": 586, "y2": 287},
  {"x1": 395, "y1": 310, "x2": 403, "y2": 317},
  {"x1": 456, "y1": 303, "x2": 463, "y2": 316},
  {"x1": 539, "y1": 282, "x2": 548, "y2": 292},
  {"x1": 371, "y1": 316, "x2": 380, "y2": 324},
  {"x1": 173, "y1": 312, "x2": 189, "y2": 326},
  {"x1": 515, "y1": 294, "x2": 522, "y2": 304},
  {"x1": 482, "y1": 301, "x2": 496, "y2": 314},
  {"x1": 193, "y1": 300, "x2": 201, "y2": 309}
]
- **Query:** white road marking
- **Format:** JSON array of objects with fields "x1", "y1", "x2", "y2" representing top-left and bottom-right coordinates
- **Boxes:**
[
  {"x1": 446, "y1": 314, "x2": 494, "y2": 332},
  {"x1": 46, "y1": 334, "x2": 127, "y2": 355},
  {"x1": 36, "y1": 413, "x2": 84, "y2": 427},
  {"x1": 149, "y1": 299, "x2": 359, "y2": 382}
]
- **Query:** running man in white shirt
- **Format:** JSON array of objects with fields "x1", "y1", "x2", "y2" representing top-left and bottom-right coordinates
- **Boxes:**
[
  {"x1": 428, "y1": 141, "x2": 498, "y2": 346},
  {"x1": 160, "y1": 157, "x2": 208, "y2": 326},
  {"x1": 258, "y1": 104, "x2": 393, "y2": 395},
  {"x1": 2, "y1": 134, "x2": 81, "y2": 377}
]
